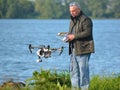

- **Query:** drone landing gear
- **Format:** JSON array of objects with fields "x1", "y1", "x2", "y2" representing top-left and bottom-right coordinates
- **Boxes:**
[{"x1": 36, "y1": 56, "x2": 42, "y2": 62}]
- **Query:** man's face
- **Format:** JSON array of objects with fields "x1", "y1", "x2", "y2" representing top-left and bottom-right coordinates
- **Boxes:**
[{"x1": 69, "y1": 6, "x2": 80, "y2": 17}]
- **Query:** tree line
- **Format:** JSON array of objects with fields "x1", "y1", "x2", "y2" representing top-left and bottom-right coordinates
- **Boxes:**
[{"x1": 0, "y1": 0, "x2": 120, "y2": 19}]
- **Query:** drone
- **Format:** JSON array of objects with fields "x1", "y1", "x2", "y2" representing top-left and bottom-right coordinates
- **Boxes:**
[{"x1": 28, "y1": 44, "x2": 64, "y2": 62}]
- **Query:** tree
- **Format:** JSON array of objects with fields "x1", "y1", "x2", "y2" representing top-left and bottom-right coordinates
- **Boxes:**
[
  {"x1": 0, "y1": 0, "x2": 8, "y2": 18},
  {"x1": 6, "y1": 0, "x2": 21, "y2": 18},
  {"x1": 1, "y1": 0, "x2": 35, "y2": 18},
  {"x1": 18, "y1": 0, "x2": 35, "y2": 18},
  {"x1": 87, "y1": 0, "x2": 108, "y2": 18},
  {"x1": 108, "y1": 0, "x2": 120, "y2": 18},
  {"x1": 0, "y1": 0, "x2": 120, "y2": 19}
]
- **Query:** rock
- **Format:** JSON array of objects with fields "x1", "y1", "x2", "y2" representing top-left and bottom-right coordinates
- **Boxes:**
[{"x1": 0, "y1": 81, "x2": 25, "y2": 90}]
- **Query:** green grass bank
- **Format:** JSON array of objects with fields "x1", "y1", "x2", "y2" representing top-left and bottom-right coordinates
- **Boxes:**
[{"x1": 0, "y1": 69, "x2": 120, "y2": 90}]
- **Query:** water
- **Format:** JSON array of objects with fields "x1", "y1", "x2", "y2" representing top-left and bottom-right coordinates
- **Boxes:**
[{"x1": 0, "y1": 19, "x2": 120, "y2": 83}]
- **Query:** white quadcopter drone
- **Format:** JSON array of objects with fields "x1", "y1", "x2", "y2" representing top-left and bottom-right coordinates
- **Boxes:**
[{"x1": 28, "y1": 44, "x2": 64, "y2": 62}]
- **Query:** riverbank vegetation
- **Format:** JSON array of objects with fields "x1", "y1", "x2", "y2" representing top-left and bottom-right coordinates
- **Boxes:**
[
  {"x1": 25, "y1": 70, "x2": 120, "y2": 90},
  {"x1": 0, "y1": 69, "x2": 120, "y2": 90},
  {"x1": 0, "y1": 0, "x2": 120, "y2": 19}
]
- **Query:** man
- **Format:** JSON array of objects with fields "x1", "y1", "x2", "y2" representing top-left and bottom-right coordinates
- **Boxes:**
[{"x1": 66, "y1": 2, "x2": 95, "y2": 90}]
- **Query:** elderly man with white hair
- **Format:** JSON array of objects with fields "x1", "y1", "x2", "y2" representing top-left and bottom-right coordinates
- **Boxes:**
[{"x1": 66, "y1": 2, "x2": 95, "y2": 90}]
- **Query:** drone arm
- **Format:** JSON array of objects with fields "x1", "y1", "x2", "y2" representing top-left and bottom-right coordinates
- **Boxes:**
[{"x1": 50, "y1": 47, "x2": 64, "y2": 55}]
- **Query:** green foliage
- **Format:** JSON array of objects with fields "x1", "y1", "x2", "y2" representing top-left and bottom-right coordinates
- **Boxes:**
[
  {"x1": 1, "y1": 70, "x2": 120, "y2": 90},
  {"x1": 25, "y1": 70, "x2": 120, "y2": 90},
  {"x1": 87, "y1": 0, "x2": 108, "y2": 18},
  {"x1": 0, "y1": 0, "x2": 35, "y2": 18},
  {"x1": 0, "y1": 0, "x2": 120, "y2": 19},
  {"x1": 25, "y1": 69, "x2": 71, "y2": 90},
  {"x1": 90, "y1": 75, "x2": 120, "y2": 90}
]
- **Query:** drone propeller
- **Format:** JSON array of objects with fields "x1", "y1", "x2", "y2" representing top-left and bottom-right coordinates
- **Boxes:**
[
  {"x1": 47, "y1": 45, "x2": 50, "y2": 51},
  {"x1": 59, "y1": 46, "x2": 64, "y2": 55},
  {"x1": 28, "y1": 44, "x2": 46, "y2": 53}
]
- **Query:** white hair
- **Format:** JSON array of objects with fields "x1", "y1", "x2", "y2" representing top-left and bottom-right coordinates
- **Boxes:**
[{"x1": 69, "y1": 2, "x2": 80, "y2": 9}]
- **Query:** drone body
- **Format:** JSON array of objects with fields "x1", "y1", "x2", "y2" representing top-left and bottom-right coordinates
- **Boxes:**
[{"x1": 29, "y1": 44, "x2": 64, "y2": 62}]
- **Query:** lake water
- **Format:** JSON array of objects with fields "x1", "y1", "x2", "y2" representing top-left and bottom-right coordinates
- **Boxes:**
[{"x1": 0, "y1": 19, "x2": 120, "y2": 83}]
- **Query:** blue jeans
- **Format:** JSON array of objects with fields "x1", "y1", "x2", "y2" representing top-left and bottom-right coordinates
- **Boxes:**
[{"x1": 70, "y1": 49, "x2": 91, "y2": 90}]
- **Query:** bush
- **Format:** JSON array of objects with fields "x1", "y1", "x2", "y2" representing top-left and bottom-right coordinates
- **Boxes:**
[{"x1": 25, "y1": 69, "x2": 71, "y2": 90}]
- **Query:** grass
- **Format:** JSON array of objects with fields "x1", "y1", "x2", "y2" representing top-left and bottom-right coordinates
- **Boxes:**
[
  {"x1": 0, "y1": 69, "x2": 120, "y2": 90},
  {"x1": 89, "y1": 74, "x2": 120, "y2": 90}
]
